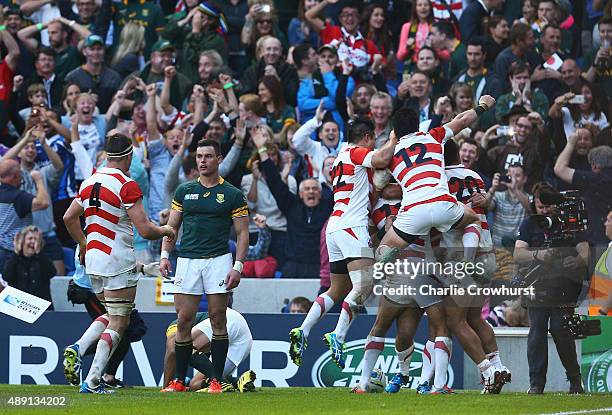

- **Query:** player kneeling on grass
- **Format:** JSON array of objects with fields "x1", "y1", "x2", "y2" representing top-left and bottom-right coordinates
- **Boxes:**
[
  {"x1": 163, "y1": 309, "x2": 256, "y2": 392},
  {"x1": 287, "y1": 118, "x2": 398, "y2": 369},
  {"x1": 160, "y1": 139, "x2": 249, "y2": 394},
  {"x1": 63, "y1": 132, "x2": 176, "y2": 394}
]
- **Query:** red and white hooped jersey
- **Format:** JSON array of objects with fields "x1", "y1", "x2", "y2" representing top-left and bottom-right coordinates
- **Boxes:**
[
  {"x1": 327, "y1": 145, "x2": 374, "y2": 233},
  {"x1": 443, "y1": 164, "x2": 493, "y2": 252},
  {"x1": 389, "y1": 126, "x2": 457, "y2": 212},
  {"x1": 371, "y1": 197, "x2": 401, "y2": 231},
  {"x1": 76, "y1": 167, "x2": 143, "y2": 276}
]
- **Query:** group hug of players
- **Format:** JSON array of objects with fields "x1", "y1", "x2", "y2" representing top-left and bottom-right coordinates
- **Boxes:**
[
  {"x1": 289, "y1": 95, "x2": 512, "y2": 394},
  {"x1": 58, "y1": 95, "x2": 508, "y2": 395}
]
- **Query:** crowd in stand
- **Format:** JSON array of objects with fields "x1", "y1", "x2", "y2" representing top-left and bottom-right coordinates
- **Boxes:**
[{"x1": 0, "y1": 0, "x2": 611, "y2": 320}]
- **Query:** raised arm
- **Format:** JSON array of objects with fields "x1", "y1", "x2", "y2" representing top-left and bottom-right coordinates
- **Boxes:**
[
  {"x1": 305, "y1": 0, "x2": 333, "y2": 33},
  {"x1": 370, "y1": 130, "x2": 399, "y2": 168},
  {"x1": 160, "y1": 66, "x2": 176, "y2": 116},
  {"x1": 20, "y1": 0, "x2": 52, "y2": 17},
  {"x1": 56, "y1": 16, "x2": 91, "y2": 40},
  {"x1": 553, "y1": 132, "x2": 576, "y2": 184},
  {"x1": 1, "y1": 29, "x2": 21, "y2": 72},
  {"x1": 145, "y1": 84, "x2": 161, "y2": 141},
  {"x1": 17, "y1": 22, "x2": 42, "y2": 52},
  {"x1": 445, "y1": 95, "x2": 496, "y2": 136}
]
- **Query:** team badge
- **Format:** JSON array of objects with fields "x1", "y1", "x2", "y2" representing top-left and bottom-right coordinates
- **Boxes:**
[
  {"x1": 216, "y1": 194, "x2": 225, "y2": 204},
  {"x1": 203, "y1": 192, "x2": 210, "y2": 198},
  {"x1": 142, "y1": 9, "x2": 149, "y2": 16}
]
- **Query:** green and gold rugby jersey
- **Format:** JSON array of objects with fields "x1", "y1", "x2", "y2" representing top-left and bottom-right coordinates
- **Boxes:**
[{"x1": 171, "y1": 177, "x2": 248, "y2": 258}]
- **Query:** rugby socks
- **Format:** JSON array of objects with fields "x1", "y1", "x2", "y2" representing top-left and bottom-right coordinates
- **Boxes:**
[
  {"x1": 477, "y1": 358, "x2": 493, "y2": 373},
  {"x1": 419, "y1": 340, "x2": 435, "y2": 385},
  {"x1": 333, "y1": 299, "x2": 360, "y2": 343},
  {"x1": 190, "y1": 352, "x2": 214, "y2": 379},
  {"x1": 211, "y1": 333, "x2": 229, "y2": 380},
  {"x1": 358, "y1": 336, "x2": 385, "y2": 389},
  {"x1": 397, "y1": 344, "x2": 415, "y2": 376},
  {"x1": 300, "y1": 294, "x2": 334, "y2": 337},
  {"x1": 433, "y1": 337, "x2": 452, "y2": 390},
  {"x1": 462, "y1": 225, "x2": 480, "y2": 262},
  {"x1": 76, "y1": 314, "x2": 109, "y2": 355},
  {"x1": 105, "y1": 337, "x2": 130, "y2": 377},
  {"x1": 174, "y1": 340, "x2": 193, "y2": 382},
  {"x1": 486, "y1": 351, "x2": 502, "y2": 370},
  {"x1": 85, "y1": 329, "x2": 120, "y2": 388}
]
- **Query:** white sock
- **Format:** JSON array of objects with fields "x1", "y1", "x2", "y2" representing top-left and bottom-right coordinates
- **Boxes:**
[
  {"x1": 477, "y1": 358, "x2": 493, "y2": 373},
  {"x1": 85, "y1": 329, "x2": 120, "y2": 388},
  {"x1": 76, "y1": 315, "x2": 109, "y2": 354},
  {"x1": 334, "y1": 300, "x2": 360, "y2": 343},
  {"x1": 397, "y1": 344, "x2": 414, "y2": 376},
  {"x1": 358, "y1": 336, "x2": 385, "y2": 389},
  {"x1": 486, "y1": 351, "x2": 502, "y2": 369},
  {"x1": 462, "y1": 225, "x2": 480, "y2": 262},
  {"x1": 419, "y1": 340, "x2": 435, "y2": 384},
  {"x1": 433, "y1": 336, "x2": 452, "y2": 390},
  {"x1": 300, "y1": 294, "x2": 334, "y2": 337}
]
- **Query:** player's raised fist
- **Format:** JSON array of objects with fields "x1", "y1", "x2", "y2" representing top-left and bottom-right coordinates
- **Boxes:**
[{"x1": 479, "y1": 95, "x2": 496, "y2": 109}]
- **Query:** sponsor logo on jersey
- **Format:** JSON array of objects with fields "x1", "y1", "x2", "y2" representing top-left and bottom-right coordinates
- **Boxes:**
[
  {"x1": 216, "y1": 194, "x2": 225, "y2": 204},
  {"x1": 203, "y1": 192, "x2": 211, "y2": 198},
  {"x1": 311, "y1": 338, "x2": 454, "y2": 388}
]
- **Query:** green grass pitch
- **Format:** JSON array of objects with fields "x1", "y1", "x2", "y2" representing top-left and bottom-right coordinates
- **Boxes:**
[{"x1": 0, "y1": 385, "x2": 611, "y2": 415}]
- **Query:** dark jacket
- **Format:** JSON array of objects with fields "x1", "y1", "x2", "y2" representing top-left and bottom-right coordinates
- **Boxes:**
[
  {"x1": 240, "y1": 60, "x2": 299, "y2": 106},
  {"x1": 459, "y1": 1, "x2": 488, "y2": 43},
  {"x1": 3, "y1": 253, "x2": 56, "y2": 304},
  {"x1": 57, "y1": 0, "x2": 112, "y2": 39},
  {"x1": 261, "y1": 158, "x2": 333, "y2": 269},
  {"x1": 17, "y1": 72, "x2": 64, "y2": 111}
]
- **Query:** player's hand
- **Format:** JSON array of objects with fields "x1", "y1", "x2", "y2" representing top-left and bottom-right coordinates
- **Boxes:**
[
  {"x1": 161, "y1": 225, "x2": 176, "y2": 242},
  {"x1": 384, "y1": 215, "x2": 396, "y2": 232},
  {"x1": 225, "y1": 269, "x2": 241, "y2": 290},
  {"x1": 468, "y1": 192, "x2": 486, "y2": 208},
  {"x1": 143, "y1": 262, "x2": 162, "y2": 278},
  {"x1": 159, "y1": 258, "x2": 172, "y2": 279},
  {"x1": 479, "y1": 95, "x2": 495, "y2": 110}
]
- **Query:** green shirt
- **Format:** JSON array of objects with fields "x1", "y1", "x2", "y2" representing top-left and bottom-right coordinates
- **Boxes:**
[
  {"x1": 172, "y1": 177, "x2": 248, "y2": 258},
  {"x1": 55, "y1": 46, "x2": 82, "y2": 80},
  {"x1": 112, "y1": 0, "x2": 166, "y2": 59},
  {"x1": 586, "y1": 48, "x2": 612, "y2": 100},
  {"x1": 449, "y1": 42, "x2": 467, "y2": 81}
]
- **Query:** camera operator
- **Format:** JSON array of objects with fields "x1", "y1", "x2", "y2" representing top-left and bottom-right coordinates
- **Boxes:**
[
  {"x1": 513, "y1": 182, "x2": 590, "y2": 395},
  {"x1": 588, "y1": 209, "x2": 612, "y2": 316}
]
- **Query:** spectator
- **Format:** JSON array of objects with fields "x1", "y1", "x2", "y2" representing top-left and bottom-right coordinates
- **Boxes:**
[
  {"x1": 306, "y1": 0, "x2": 382, "y2": 80},
  {"x1": 216, "y1": 0, "x2": 248, "y2": 75},
  {"x1": 137, "y1": 40, "x2": 193, "y2": 111},
  {"x1": 4, "y1": 10, "x2": 34, "y2": 80},
  {"x1": 241, "y1": 129, "x2": 296, "y2": 267},
  {"x1": 18, "y1": 17, "x2": 89, "y2": 80},
  {"x1": 553, "y1": 127, "x2": 598, "y2": 187},
  {"x1": 496, "y1": 61, "x2": 549, "y2": 123},
  {"x1": 288, "y1": 0, "x2": 323, "y2": 47},
  {"x1": 196, "y1": 50, "x2": 223, "y2": 88},
  {"x1": 57, "y1": 0, "x2": 112, "y2": 39},
  {"x1": 289, "y1": 297, "x2": 312, "y2": 313},
  {"x1": 360, "y1": 4, "x2": 394, "y2": 74},
  {"x1": 482, "y1": 15, "x2": 510, "y2": 68},
  {"x1": 395, "y1": 71, "x2": 434, "y2": 123},
  {"x1": 1, "y1": 124, "x2": 65, "y2": 274},
  {"x1": 411, "y1": 46, "x2": 451, "y2": 98},
  {"x1": 280, "y1": 122, "x2": 309, "y2": 185},
  {"x1": 518, "y1": 0, "x2": 539, "y2": 32},
  {"x1": 429, "y1": 21, "x2": 466, "y2": 80},
  {"x1": 240, "y1": 36, "x2": 299, "y2": 107},
  {"x1": 459, "y1": 137, "x2": 492, "y2": 187},
  {"x1": 370, "y1": 91, "x2": 393, "y2": 148},
  {"x1": 111, "y1": 22, "x2": 146, "y2": 79},
  {"x1": 3, "y1": 226, "x2": 55, "y2": 304},
  {"x1": 0, "y1": 28, "x2": 21, "y2": 135},
  {"x1": 292, "y1": 101, "x2": 341, "y2": 182},
  {"x1": 554, "y1": 139, "x2": 612, "y2": 246},
  {"x1": 585, "y1": 16, "x2": 612, "y2": 117},
  {"x1": 558, "y1": 59, "x2": 585, "y2": 98},
  {"x1": 242, "y1": 2, "x2": 287, "y2": 62},
  {"x1": 459, "y1": 0, "x2": 503, "y2": 43},
  {"x1": 0, "y1": 158, "x2": 49, "y2": 269},
  {"x1": 486, "y1": 164, "x2": 530, "y2": 247},
  {"x1": 494, "y1": 23, "x2": 539, "y2": 92},
  {"x1": 65, "y1": 35, "x2": 121, "y2": 113},
  {"x1": 396, "y1": 0, "x2": 433, "y2": 65},
  {"x1": 181, "y1": 2, "x2": 228, "y2": 84},
  {"x1": 16, "y1": 48, "x2": 63, "y2": 112},
  {"x1": 19, "y1": 0, "x2": 61, "y2": 47},
  {"x1": 253, "y1": 127, "x2": 333, "y2": 279},
  {"x1": 163, "y1": 0, "x2": 205, "y2": 56},
  {"x1": 258, "y1": 75, "x2": 296, "y2": 134},
  {"x1": 531, "y1": 24, "x2": 567, "y2": 102},
  {"x1": 19, "y1": 84, "x2": 47, "y2": 122},
  {"x1": 111, "y1": 0, "x2": 166, "y2": 59},
  {"x1": 548, "y1": 82, "x2": 609, "y2": 141}
]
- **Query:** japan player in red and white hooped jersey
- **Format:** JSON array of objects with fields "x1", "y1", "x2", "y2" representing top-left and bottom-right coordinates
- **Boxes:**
[
  {"x1": 63, "y1": 132, "x2": 175, "y2": 394},
  {"x1": 288, "y1": 118, "x2": 398, "y2": 370}
]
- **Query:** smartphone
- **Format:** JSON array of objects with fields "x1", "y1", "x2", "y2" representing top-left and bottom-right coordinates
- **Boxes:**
[
  {"x1": 568, "y1": 95, "x2": 585, "y2": 104},
  {"x1": 500, "y1": 174, "x2": 512, "y2": 184},
  {"x1": 261, "y1": 4, "x2": 271, "y2": 13},
  {"x1": 496, "y1": 125, "x2": 512, "y2": 136}
]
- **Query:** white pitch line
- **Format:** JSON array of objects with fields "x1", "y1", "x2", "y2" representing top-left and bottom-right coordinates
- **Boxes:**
[{"x1": 537, "y1": 407, "x2": 612, "y2": 415}]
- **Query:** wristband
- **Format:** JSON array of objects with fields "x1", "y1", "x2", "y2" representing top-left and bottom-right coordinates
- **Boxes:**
[
  {"x1": 160, "y1": 250, "x2": 170, "y2": 260},
  {"x1": 474, "y1": 105, "x2": 487, "y2": 116},
  {"x1": 233, "y1": 260, "x2": 244, "y2": 274},
  {"x1": 0, "y1": 25, "x2": 6, "y2": 32},
  {"x1": 257, "y1": 146, "x2": 268, "y2": 154},
  {"x1": 69, "y1": 20, "x2": 75, "y2": 27},
  {"x1": 223, "y1": 82, "x2": 234, "y2": 90},
  {"x1": 36, "y1": 23, "x2": 44, "y2": 31}
]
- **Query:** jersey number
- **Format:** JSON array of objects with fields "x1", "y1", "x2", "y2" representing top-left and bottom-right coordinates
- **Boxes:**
[
  {"x1": 89, "y1": 182, "x2": 102, "y2": 211},
  {"x1": 398, "y1": 143, "x2": 433, "y2": 168},
  {"x1": 448, "y1": 176, "x2": 480, "y2": 202},
  {"x1": 331, "y1": 161, "x2": 348, "y2": 192}
]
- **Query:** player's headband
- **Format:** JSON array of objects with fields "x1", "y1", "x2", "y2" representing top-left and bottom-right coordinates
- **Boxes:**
[
  {"x1": 106, "y1": 132, "x2": 134, "y2": 158},
  {"x1": 107, "y1": 146, "x2": 133, "y2": 158}
]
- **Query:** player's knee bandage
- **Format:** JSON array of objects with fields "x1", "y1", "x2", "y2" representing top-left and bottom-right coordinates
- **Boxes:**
[
  {"x1": 375, "y1": 245, "x2": 399, "y2": 263},
  {"x1": 347, "y1": 270, "x2": 374, "y2": 305},
  {"x1": 105, "y1": 298, "x2": 134, "y2": 316}
]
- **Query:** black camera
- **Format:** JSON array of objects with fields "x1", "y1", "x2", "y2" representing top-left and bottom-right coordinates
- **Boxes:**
[
  {"x1": 532, "y1": 189, "x2": 588, "y2": 247},
  {"x1": 561, "y1": 313, "x2": 602, "y2": 339}
]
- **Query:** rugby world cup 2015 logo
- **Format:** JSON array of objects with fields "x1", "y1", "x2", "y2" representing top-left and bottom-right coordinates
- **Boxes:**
[{"x1": 311, "y1": 338, "x2": 454, "y2": 388}]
